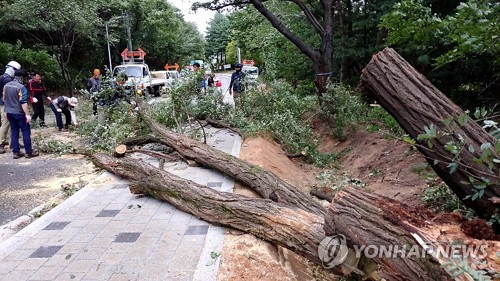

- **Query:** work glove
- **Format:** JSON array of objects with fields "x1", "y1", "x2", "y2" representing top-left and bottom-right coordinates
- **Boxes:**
[
  {"x1": 25, "y1": 114, "x2": 31, "y2": 123},
  {"x1": 47, "y1": 97, "x2": 52, "y2": 101},
  {"x1": 56, "y1": 108, "x2": 62, "y2": 113},
  {"x1": 32, "y1": 97, "x2": 38, "y2": 103}
]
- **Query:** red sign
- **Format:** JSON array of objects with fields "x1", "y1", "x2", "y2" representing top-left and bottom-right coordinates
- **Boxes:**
[{"x1": 242, "y1": 59, "x2": 255, "y2": 66}]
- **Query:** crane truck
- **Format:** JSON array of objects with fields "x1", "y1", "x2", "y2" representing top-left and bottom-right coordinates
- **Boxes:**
[{"x1": 112, "y1": 48, "x2": 168, "y2": 96}]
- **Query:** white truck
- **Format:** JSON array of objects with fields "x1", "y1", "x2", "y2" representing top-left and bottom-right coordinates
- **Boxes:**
[
  {"x1": 242, "y1": 65, "x2": 259, "y2": 81},
  {"x1": 113, "y1": 48, "x2": 167, "y2": 96}
]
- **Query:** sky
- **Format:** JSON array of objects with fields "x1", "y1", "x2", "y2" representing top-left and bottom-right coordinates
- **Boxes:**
[{"x1": 169, "y1": 0, "x2": 215, "y2": 36}]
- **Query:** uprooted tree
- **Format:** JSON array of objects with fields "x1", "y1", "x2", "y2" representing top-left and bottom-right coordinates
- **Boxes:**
[
  {"x1": 89, "y1": 48, "x2": 499, "y2": 279},
  {"x1": 360, "y1": 48, "x2": 499, "y2": 227},
  {"x1": 92, "y1": 119, "x2": 453, "y2": 279}
]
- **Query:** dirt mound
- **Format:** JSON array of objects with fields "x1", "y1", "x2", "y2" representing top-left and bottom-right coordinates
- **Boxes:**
[
  {"x1": 318, "y1": 129, "x2": 428, "y2": 206},
  {"x1": 218, "y1": 132, "x2": 499, "y2": 280}
]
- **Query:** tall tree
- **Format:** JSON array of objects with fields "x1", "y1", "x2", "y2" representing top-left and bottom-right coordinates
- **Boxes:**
[
  {"x1": 3, "y1": 0, "x2": 106, "y2": 95},
  {"x1": 228, "y1": 6, "x2": 313, "y2": 84},
  {"x1": 194, "y1": 0, "x2": 336, "y2": 95},
  {"x1": 205, "y1": 12, "x2": 231, "y2": 68},
  {"x1": 126, "y1": 0, "x2": 205, "y2": 68}
]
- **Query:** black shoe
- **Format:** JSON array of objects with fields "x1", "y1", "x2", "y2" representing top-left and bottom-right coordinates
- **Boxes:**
[
  {"x1": 26, "y1": 150, "x2": 39, "y2": 158},
  {"x1": 40, "y1": 122, "x2": 47, "y2": 128},
  {"x1": 0, "y1": 147, "x2": 5, "y2": 154},
  {"x1": 13, "y1": 151, "x2": 25, "y2": 159}
]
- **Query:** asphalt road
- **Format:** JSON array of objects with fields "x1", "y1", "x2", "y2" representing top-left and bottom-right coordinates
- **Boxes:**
[{"x1": 0, "y1": 151, "x2": 97, "y2": 226}]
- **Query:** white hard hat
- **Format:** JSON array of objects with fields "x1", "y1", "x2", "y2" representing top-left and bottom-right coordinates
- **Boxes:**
[
  {"x1": 6, "y1": 61, "x2": 21, "y2": 70},
  {"x1": 68, "y1": 97, "x2": 78, "y2": 107}
]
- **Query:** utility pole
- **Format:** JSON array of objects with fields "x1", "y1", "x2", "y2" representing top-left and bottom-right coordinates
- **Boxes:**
[
  {"x1": 105, "y1": 21, "x2": 113, "y2": 71},
  {"x1": 124, "y1": 11, "x2": 134, "y2": 63}
]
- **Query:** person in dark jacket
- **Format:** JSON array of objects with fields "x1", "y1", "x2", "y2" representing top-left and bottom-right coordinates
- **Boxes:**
[
  {"x1": 229, "y1": 63, "x2": 246, "y2": 107},
  {"x1": 50, "y1": 96, "x2": 78, "y2": 132},
  {"x1": 0, "y1": 61, "x2": 21, "y2": 154},
  {"x1": 29, "y1": 72, "x2": 52, "y2": 127},
  {"x1": 3, "y1": 68, "x2": 39, "y2": 159}
]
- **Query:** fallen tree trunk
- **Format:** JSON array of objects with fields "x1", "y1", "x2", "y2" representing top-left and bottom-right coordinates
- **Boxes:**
[
  {"x1": 325, "y1": 190, "x2": 447, "y2": 281},
  {"x1": 91, "y1": 153, "x2": 448, "y2": 280},
  {"x1": 142, "y1": 119, "x2": 327, "y2": 216},
  {"x1": 360, "y1": 48, "x2": 500, "y2": 222}
]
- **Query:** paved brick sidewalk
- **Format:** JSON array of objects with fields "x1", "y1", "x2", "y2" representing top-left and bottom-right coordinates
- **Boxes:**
[{"x1": 0, "y1": 127, "x2": 241, "y2": 281}]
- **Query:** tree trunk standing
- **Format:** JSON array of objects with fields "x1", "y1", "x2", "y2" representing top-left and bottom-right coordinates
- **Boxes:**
[
  {"x1": 143, "y1": 120, "x2": 327, "y2": 216},
  {"x1": 91, "y1": 153, "x2": 449, "y2": 280},
  {"x1": 249, "y1": 0, "x2": 334, "y2": 95},
  {"x1": 359, "y1": 48, "x2": 500, "y2": 224},
  {"x1": 56, "y1": 53, "x2": 74, "y2": 97}
]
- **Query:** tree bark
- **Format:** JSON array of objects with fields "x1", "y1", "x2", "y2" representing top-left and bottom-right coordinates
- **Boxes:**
[
  {"x1": 325, "y1": 189, "x2": 448, "y2": 281},
  {"x1": 359, "y1": 48, "x2": 500, "y2": 224},
  {"x1": 91, "y1": 153, "x2": 449, "y2": 280},
  {"x1": 144, "y1": 119, "x2": 327, "y2": 216}
]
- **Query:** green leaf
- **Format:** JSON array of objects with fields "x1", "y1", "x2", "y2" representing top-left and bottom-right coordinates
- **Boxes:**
[
  {"x1": 468, "y1": 145, "x2": 475, "y2": 153},
  {"x1": 480, "y1": 142, "x2": 491, "y2": 151},
  {"x1": 478, "y1": 189, "x2": 484, "y2": 198},
  {"x1": 448, "y1": 162, "x2": 458, "y2": 174},
  {"x1": 443, "y1": 115, "x2": 453, "y2": 126},
  {"x1": 458, "y1": 113, "x2": 468, "y2": 126},
  {"x1": 472, "y1": 192, "x2": 479, "y2": 201},
  {"x1": 473, "y1": 109, "x2": 481, "y2": 119},
  {"x1": 403, "y1": 136, "x2": 416, "y2": 145}
]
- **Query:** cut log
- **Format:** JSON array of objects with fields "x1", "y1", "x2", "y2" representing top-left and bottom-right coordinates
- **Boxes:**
[
  {"x1": 91, "y1": 153, "x2": 449, "y2": 280},
  {"x1": 325, "y1": 189, "x2": 447, "y2": 281},
  {"x1": 360, "y1": 48, "x2": 500, "y2": 224},
  {"x1": 113, "y1": 144, "x2": 127, "y2": 158},
  {"x1": 143, "y1": 119, "x2": 327, "y2": 216}
]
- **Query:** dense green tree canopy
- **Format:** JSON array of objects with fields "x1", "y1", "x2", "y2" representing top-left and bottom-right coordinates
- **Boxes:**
[
  {"x1": 205, "y1": 13, "x2": 231, "y2": 58},
  {"x1": 0, "y1": 0, "x2": 205, "y2": 92},
  {"x1": 381, "y1": 0, "x2": 499, "y2": 107}
]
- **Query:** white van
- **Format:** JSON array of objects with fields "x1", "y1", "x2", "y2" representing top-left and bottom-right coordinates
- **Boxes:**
[{"x1": 242, "y1": 66, "x2": 259, "y2": 81}]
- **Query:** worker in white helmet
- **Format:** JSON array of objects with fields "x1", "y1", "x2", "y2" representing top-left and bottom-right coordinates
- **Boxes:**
[{"x1": 0, "y1": 61, "x2": 21, "y2": 154}]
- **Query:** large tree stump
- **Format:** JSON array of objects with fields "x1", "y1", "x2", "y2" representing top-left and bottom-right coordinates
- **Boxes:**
[
  {"x1": 91, "y1": 153, "x2": 449, "y2": 280},
  {"x1": 360, "y1": 48, "x2": 500, "y2": 223}
]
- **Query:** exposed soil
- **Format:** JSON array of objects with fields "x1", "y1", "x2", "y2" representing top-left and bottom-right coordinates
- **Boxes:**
[{"x1": 217, "y1": 127, "x2": 499, "y2": 280}]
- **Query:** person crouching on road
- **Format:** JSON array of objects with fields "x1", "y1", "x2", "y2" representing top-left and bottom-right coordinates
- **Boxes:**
[
  {"x1": 2, "y1": 69, "x2": 39, "y2": 159},
  {"x1": 29, "y1": 72, "x2": 51, "y2": 127},
  {"x1": 50, "y1": 96, "x2": 78, "y2": 132}
]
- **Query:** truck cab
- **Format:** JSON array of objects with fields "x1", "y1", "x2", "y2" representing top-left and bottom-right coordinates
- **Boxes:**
[
  {"x1": 114, "y1": 48, "x2": 157, "y2": 96},
  {"x1": 242, "y1": 66, "x2": 259, "y2": 81}
]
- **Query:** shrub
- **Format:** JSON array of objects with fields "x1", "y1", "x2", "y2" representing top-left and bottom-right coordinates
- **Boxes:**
[{"x1": 319, "y1": 83, "x2": 367, "y2": 140}]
